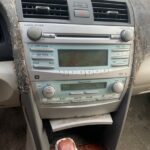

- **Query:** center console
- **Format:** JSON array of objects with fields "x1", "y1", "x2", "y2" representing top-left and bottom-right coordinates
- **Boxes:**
[{"x1": 18, "y1": 0, "x2": 134, "y2": 119}]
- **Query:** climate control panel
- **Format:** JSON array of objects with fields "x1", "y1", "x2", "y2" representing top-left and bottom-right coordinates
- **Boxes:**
[{"x1": 33, "y1": 78, "x2": 126, "y2": 105}]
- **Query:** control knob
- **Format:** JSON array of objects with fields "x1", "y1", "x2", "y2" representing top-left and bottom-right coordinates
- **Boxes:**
[
  {"x1": 112, "y1": 82, "x2": 124, "y2": 93},
  {"x1": 42, "y1": 86, "x2": 55, "y2": 98},
  {"x1": 120, "y1": 30, "x2": 133, "y2": 42},
  {"x1": 27, "y1": 27, "x2": 42, "y2": 41}
]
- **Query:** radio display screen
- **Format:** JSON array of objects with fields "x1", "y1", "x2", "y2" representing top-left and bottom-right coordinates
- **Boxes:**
[
  {"x1": 61, "y1": 82, "x2": 107, "y2": 91},
  {"x1": 58, "y1": 50, "x2": 108, "y2": 67}
]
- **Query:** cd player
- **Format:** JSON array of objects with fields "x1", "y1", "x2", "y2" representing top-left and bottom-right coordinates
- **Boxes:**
[{"x1": 20, "y1": 23, "x2": 134, "y2": 118}]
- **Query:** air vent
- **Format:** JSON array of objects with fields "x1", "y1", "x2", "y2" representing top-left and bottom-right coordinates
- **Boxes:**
[
  {"x1": 92, "y1": 0, "x2": 129, "y2": 23},
  {"x1": 21, "y1": 0, "x2": 69, "y2": 20}
]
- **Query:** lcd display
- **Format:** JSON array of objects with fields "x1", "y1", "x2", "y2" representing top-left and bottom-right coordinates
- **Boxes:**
[
  {"x1": 58, "y1": 50, "x2": 108, "y2": 67},
  {"x1": 61, "y1": 82, "x2": 107, "y2": 91}
]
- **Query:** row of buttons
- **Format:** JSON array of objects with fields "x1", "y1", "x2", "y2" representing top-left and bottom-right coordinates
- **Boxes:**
[
  {"x1": 56, "y1": 68, "x2": 126, "y2": 75},
  {"x1": 30, "y1": 47, "x2": 54, "y2": 69},
  {"x1": 58, "y1": 69, "x2": 112, "y2": 75},
  {"x1": 42, "y1": 94, "x2": 120, "y2": 104},
  {"x1": 69, "y1": 90, "x2": 99, "y2": 95},
  {"x1": 33, "y1": 68, "x2": 127, "y2": 75}
]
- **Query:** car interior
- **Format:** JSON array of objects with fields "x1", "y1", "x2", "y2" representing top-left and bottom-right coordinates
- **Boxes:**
[{"x1": 0, "y1": 0, "x2": 150, "y2": 150}]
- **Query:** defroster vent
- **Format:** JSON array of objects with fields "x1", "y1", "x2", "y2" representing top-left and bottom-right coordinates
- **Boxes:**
[
  {"x1": 21, "y1": 0, "x2": 69, "y2": 20},
  {"x1": 92, "y1": 0, "x2": 129, "y2": 23}
]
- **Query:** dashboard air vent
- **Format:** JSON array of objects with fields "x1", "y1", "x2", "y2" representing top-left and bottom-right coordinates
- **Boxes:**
[
  {"x1": 92, "y1": 0, "x2": 129, "y2": 23},
  {"x1": 21, "y1": 0, "x2": 69, "y2": 20}
]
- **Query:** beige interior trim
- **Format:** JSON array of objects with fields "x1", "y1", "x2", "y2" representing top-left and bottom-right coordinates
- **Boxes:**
[
  {"x1": 133, "y1": 55, "x2": 150, "y2": 95},
  {"x1": 0, "y1": 61, "x2": 19, "y2": 107}
]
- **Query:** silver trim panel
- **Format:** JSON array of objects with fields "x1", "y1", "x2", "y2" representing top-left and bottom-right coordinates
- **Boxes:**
[{"x1": 19, "y1": 22, "x2": 134, "y2": 118}]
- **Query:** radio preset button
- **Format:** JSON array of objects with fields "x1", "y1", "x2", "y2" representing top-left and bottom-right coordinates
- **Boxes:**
[
  {"x1": 32, "y1": 56, "x2": 54, "y2": 60},
  {"x1": 33, "y1": 64, "x2": 54, "y2": 69},
  {"x1": 111, "y1": 59, "x2": 129, "y2": 67},
  {"x1": 42, "y1": 86, "x2": 55, "y2": 98},
  {"x1": 111, "y1": 64, "x2": 128, "y2": 67},
  {"x1": 111, "y1": 52, "x2": 130, "y2": 59}
]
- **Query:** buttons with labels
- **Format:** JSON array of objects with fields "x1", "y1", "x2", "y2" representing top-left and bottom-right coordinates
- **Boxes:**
[
  {"x1": 30, "y1": 47, "x2": 54, "y2": 52},
  {"x1": 74, "y1": 10, "x2": 90, "y2": 18},
  {"x1": 33, "y1": 64, "x2": 54, "y2": 69},
  {"x1": 111, "y1": 52, "x2": 130, "y2": 59},
  {"x1": 111, "y1": 59, "x2": 129, "y2": 67},
  {"x1": 32, "y1": 56, "x2": 54, "y2": 60}
]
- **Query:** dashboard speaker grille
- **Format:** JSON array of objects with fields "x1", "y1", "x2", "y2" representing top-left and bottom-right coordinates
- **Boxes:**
[
  {"x1": 21, "y1": 0, "x2": 69, "y2": 20},
  {"x1": 92, "y1": 0, "x2": 129, "y2": 23}
]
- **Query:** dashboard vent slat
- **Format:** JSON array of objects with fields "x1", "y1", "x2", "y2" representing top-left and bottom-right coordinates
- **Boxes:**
[
  {"x1": 92, "y1": 0, "x2": 129, "y2": 23},
  {"x1": 21, "y1": 0, "x2": 69, "y2": 20}
]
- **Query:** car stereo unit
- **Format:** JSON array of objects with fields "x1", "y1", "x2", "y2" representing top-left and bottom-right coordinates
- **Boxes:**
[{"x1": 19, "y1": 22, "x2": 134, "y2": 118}]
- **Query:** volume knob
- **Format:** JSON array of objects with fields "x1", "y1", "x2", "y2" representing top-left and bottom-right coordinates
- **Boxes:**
[
  {"x1": 112, "y1": 82, "x2": 124, "y2": 94},
  {"x1": 121, "y1": 30, "x2": 133, "y2": 42},
  {"x1": 42, "y1": 86, "x2": 55, "y2": 98},
  {"x1": 27, "y1": 27, "x2": 42, "y2": 41}
]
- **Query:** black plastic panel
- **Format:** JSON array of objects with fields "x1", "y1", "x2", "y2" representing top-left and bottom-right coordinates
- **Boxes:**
[{"x1": 0, "y1": 14, "x2": 13, "y2": 61}]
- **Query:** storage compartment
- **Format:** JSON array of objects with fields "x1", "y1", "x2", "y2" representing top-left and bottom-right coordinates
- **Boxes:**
[{"x1": 44, "y1": 124, "x2": 107, "y2": 150}]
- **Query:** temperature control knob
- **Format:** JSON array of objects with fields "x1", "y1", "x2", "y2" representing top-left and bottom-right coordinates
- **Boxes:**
[
  {"x1": 112, "y1": 82, "x2": 124, "y2": 93},
  {"x1": 120, "y1": 30, "x2": 133, "y2": 42},
  {"x1": 42, "y1": 86, "x2": 55, "y2": 98},
  {"x1": 27, "y1": 27, "x2": 42, "y2": 41}
]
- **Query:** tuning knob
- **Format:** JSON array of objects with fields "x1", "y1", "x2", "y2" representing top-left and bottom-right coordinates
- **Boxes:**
[
  {"x1": 42, "y1": 86, "x2": 55, "y2": 98},
  {"x1": 112, "y1": 82, "x2": 124, "y2": 94},
  {"x1": 27, "y1": 27, "x2": 42, "y2": 41},
  {"x1": 120, "y1": 30, "x2": 133, "y2": 42}
]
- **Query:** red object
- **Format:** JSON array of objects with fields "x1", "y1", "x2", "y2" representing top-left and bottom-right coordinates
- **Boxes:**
[
  {"x1": 55, "y1": 138, "x2": 77, "y2": 150},
  {"x1": 54, "y1": 138, "x2": 104, "y2": 150}
]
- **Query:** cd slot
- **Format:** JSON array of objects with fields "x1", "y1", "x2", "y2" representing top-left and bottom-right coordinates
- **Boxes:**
[{"x1": 56, "y1": 34, "x2": 110, "y2": 39}]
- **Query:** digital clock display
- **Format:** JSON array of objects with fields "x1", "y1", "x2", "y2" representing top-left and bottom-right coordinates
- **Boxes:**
[{"x1": 58, "y1": 50, "x2": 108, "y2": 67}]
